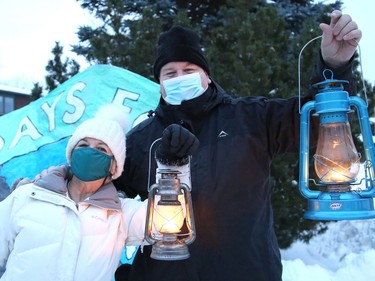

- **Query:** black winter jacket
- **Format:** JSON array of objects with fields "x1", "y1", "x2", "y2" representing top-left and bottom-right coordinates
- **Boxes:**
[{"x1": 114, "y1": 57, "x2": 354, "y2": 281}]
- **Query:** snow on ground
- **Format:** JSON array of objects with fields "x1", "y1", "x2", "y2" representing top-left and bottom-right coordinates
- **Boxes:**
[{"x1": 281, "y1": 219, "x2": 375, "y2": 281}]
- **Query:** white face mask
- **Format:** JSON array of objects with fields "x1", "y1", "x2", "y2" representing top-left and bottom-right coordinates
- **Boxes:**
[{"x1": 162, "y1": 72, "x2": 206, "y2": 105}]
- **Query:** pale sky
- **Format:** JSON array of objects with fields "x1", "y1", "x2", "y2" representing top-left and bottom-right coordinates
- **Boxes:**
[
  {"x1": 0, "y1": 0, "x2": 95, "y2": 91},
  {"x1": 335, "y1": 0, "x2": 375, "y2": 85},
  {"x1": 0, "y1": 0, "x2": 374, "y2": 92}
]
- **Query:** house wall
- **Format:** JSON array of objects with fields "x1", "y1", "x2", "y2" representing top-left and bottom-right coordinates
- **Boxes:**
[{"x1": 0, "y1": 87, "x2": 31, "y2": 116}]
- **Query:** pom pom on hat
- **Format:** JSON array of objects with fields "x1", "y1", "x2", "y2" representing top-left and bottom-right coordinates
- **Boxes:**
[
  {"x1": 153, "y1": 26, "x2": 210, "y2": 82},
  {"x1": 66, "y1": 104, "x2": 129, "y2": 179}
]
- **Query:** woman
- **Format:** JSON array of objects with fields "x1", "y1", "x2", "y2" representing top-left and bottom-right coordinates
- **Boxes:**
[{"x1": 0, "y1": 105, "x2": 147, "y2": 281}]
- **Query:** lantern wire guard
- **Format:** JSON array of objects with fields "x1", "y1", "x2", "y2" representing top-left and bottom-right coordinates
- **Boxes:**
[{"x1": 145, "y1": 169, "x2": 196, "y2": 260}]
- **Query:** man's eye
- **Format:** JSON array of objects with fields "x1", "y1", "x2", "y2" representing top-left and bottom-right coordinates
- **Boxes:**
[{"x1": 185, "y1": 68, "x2": 198, "y2": 74}]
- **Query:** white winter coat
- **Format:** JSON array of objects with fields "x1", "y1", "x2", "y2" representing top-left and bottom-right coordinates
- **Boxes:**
[{"x1": 0, "y1": 167, "x2": 147, "y2": 281}]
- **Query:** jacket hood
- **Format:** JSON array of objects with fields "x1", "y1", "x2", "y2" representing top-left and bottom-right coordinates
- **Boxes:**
[{"x1": 34, "y1": 165, "x2": 121, "y2": 210}]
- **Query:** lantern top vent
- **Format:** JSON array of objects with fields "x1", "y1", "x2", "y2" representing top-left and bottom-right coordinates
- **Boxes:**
[{"x1": 312, "y1": 69, "x2": 349, "y2": 92}]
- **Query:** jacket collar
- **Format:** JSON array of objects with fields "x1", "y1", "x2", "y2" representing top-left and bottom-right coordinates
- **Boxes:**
[
  {"x1": 154, "y1": 79, "x2": 231, "y2": 128},
  {"x1": 34, "y1": 165, "x2": 122, "y2": 211}
]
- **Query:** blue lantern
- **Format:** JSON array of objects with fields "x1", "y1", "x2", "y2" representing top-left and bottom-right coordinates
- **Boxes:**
[{"x1": 299, "y1": 69, "x2": 375, "y2": 220}]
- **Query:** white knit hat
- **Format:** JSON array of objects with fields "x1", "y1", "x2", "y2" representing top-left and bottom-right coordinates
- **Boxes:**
[{"x1": 66, "y1": 104, "x2": 129, "y2": 179}]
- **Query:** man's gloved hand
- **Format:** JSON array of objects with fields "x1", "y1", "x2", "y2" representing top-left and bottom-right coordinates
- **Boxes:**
[{"x1": 155, "y1": 124, "x2": 199, "y2": 166}]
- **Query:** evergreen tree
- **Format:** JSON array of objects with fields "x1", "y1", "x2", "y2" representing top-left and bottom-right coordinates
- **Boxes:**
[
  {"x1": 73, "y1": 0, "x2": 195, "y2": 80},
  {"x1": 45, "y1": 42, "x2": 80, "y2": 92},
  {"x1": 203, "y1": 1, "x2": 291, "y2": 97},
  {"x1": 30, "y1": 82, "x2": 43, "y2": 101}
]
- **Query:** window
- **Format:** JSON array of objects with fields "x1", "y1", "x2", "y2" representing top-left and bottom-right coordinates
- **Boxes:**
[
  {"x1": 0, "y1": 96, "x2": 3, "y2": 114},
  {"x1": 0, "y1": 95, "x2": 14, "y2": 115},
  {"x1": 4, "y1": 96, "x2": 14, "y2": 113}
]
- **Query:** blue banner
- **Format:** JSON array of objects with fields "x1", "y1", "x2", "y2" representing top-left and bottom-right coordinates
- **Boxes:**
[{"x1": 0, "y1": 64, "x2": 159, "y2": 188}]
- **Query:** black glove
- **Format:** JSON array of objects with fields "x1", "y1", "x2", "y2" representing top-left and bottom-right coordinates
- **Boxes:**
[{"x1": 155, "y1": 124, "x2": 199, "y2": 165}]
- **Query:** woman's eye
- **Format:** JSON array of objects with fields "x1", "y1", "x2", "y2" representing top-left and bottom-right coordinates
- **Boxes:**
[
  {"x1": 77, "y1": 143, "x2": 88, "y2": 148},
  {"x1": 97, "y1": 146, "x2": 108, "y2": 152}
]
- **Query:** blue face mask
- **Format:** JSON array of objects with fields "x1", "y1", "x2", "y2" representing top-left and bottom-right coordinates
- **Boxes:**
[
  {"x1": 70, "y1": 147, "x2": 114, "y2": 182},
  {"x1": 162, "y1": 72, "x2": 206, "y2": 105}
]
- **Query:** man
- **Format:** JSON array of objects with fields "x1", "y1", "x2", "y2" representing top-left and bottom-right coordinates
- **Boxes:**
[{"x1": 113, "y1": 10, "x2": 361, "y2": 281}]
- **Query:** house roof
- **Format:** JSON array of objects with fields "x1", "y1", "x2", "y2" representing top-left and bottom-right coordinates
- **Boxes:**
[{"x1": 0, "y1": 84, "x2": 30, "y2": 95}]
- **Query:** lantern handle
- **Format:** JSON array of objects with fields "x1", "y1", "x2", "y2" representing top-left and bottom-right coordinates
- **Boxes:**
[
  {"x1": 298, "y1": 36, "x2": 367, "y2": 113},
  {"x1": 355, "y1": 40, "x2": 368, "y2": 107},
  {"x1": 148, "y1": 138, "x2": 162, "y2": 191}
]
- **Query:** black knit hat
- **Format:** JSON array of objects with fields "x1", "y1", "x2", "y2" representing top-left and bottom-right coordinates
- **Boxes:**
[{"x1": 153, "y1": 26, "x2": 210, "y2": 82}]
